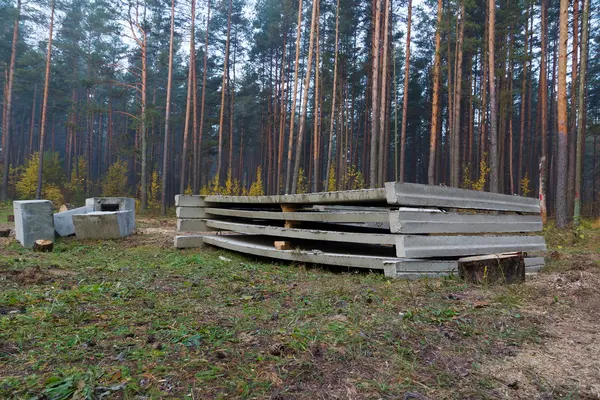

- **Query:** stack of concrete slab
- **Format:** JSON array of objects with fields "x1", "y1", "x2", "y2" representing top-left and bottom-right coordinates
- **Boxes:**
[{"x1": 174, "y1": 183, "x2": 547, "y2": 279}]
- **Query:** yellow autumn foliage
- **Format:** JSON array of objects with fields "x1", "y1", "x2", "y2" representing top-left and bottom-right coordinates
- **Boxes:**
[
  {"x1": 463, "y1": 154, "x2": 490, "y2": 192},
  {"x1": 248, "y1": 167, "x2": 264, "y2": 196},
  {"x1": 296, "y1": 168, "x2": 308, "y2": 194},
  {"x1": 101, "y1": 159, "x2": 129, "y2": 197},
  {"x1": 327, "y1": 166, "x2": 337, "y2": 192},
  {"x1": 148, "y1": 170, "x2": 161, "y2": 209},
  {"x1": 16, "y1": 152, "x2": 65, "y2": 206}
]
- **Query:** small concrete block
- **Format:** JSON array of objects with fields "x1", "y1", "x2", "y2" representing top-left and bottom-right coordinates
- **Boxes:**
[
  {"x1": 53, "y1": 206, "x2": 92, "y2": 237},
  {"x1": 13, "y1": 200, "x2": 55, "y2": 248},
  {"x1": 73, "y1": 211, "x2": 134, "y2": 239},
  {"x1": 86, "y1": 197, "x2": 136, "y2": 232},
  {"x1": 174, "y1": 235, "x2": 206, "y2": 249},
  {"x1": 176, "y1": 207, "x2": 206, "y2": 218},
  {"x1": 175, "y1": 195, "x2": 206, "y2": 207},
  {"x1": 177, "y1": 219, "x2": 213, "y2": 232}
]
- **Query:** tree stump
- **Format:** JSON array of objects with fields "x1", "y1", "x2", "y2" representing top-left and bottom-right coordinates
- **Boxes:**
[
  {"x1": 458, "y1": 253, "x2": 525, "y2": 284},
  {"x1": 33, "y1": 239, "x2": 54, "y2": 252}
]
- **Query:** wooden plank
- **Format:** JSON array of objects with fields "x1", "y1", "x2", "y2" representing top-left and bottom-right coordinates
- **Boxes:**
[
  {"x1": 395, "y1": 235, "x2": 547, "y2": 258},
  {"x1": 204, "y1": 219, "x2": 397, "y2": 245},
  {"x1": 274, "y1": 241, "x2": 292, "y2": 250},
  {"x1": 389, "y1": 211, "x2": 543, "y2": 233},
  {"x1": 458, "y1": 253, "x2": 525, "y2": 284},
  {"x1": 385, "y1": 182, "x2": 541, "y2": 213},
  {"x1": 204, "y1": 207, "x2": 390, "y2": 223}
]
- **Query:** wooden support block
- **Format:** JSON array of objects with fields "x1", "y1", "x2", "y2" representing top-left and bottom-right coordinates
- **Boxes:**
[
  {"x1": 0, "y1": 229, "x2": 10, "y2": 237},
  {"x1": 458, "y1": 253, "x2": 525, "y2": 284},
  {"x1": 33, "y1": 239, "x2": 54, "y2": 252},
  {"x1": 281, "y1": 204, "x2": 301, "y2": 228},
  {"x1": 7, "y1": 215, "x2": 14, "y2": 222},
  {"x1": 274, "y1": 241, "x2": 292, "y2": 250}
]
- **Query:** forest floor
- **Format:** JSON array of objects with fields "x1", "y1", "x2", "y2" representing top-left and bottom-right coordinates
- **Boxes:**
[{"x1": 0, "y1": 202, "x2": 599, "y2": 399}]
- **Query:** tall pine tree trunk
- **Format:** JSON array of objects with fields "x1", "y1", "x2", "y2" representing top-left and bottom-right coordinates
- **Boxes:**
[
  {"x1": 450, "y1": 0, "x2": 464, "y2": 187},
  {"x1": 488, "y1": 0, "x2": 498, "y2": 193},
  {"x1": 399, "y1": 0, "x2": 412, "y2": 183},
  {"x1": 369, "y1": 0, "x2": 381, "y2": 187},
  {"x1": 378, "y1": 0, "x2": 391, "y2": 186},
  {"x1": 291, "y1": 0, "x2": 318, "y2": 194},
  {"x1": 1, "y1": 0, "x2": 20, "y2": 201},
  {"x1": 216, "y1": 0, "x2": 231, "y2": 184},
  {"x1": 428, "y1": 0, "x2": 442, "y2": 185},
  {"x1": 555, "y1": 0, "x2": 568, "y2": 227},
  {"x1": 197, "y1": 0, "x2": 211, "y2": 190},
  {"x1": 539, "y1": 0, "x2": 549, "y2": 222},
  {"x1": 325, "y1": 0, "x2": 340, "y2": 189},
  {"x1": 567, "y1": 0, "x2": 579, "y2": 218},
  {"x1": 36, "y1": 0, "x2": 55, "y2": 199},
  {"x1": 161, "y1": 0, "x2": 175, "y2": 215},
  {"x1": 573, "y1": 0, "x2": 589, "y2": 226},
  {"x1": 180, "y1": 0, "x2": 196, "y2": 193}
]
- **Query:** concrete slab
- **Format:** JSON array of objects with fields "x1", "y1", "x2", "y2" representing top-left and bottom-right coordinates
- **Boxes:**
[
  {"x1": 177, "y1": 219, "x2": 214, "y2": 232},
  {"x1": 175, "y1": 195, "x2": 206, "y2": 207},
  {"x1": 73, "y1": 211, "x2": 134, "y2": 239},
  {"x1": 174, "y1": 235, "x2": 206, "y2": 248},
  {"x1": 204, "y1": 207, "x2": 390, "y2": 223},
  {"x1": 176, "y1": 207, "x2": 206, "y2": 218},
  {"x1": 13, "y1": 200, "x2": 55, "y2": 248},
  {"x1": 53, "y1": 206, "x2": 92, "y2": 237},
  {"x1": 203, "y1": 188, "x2": 387, "y2": 205},
  {"x1": 201, "y1": 234, "x2": 408, "y2": 270},
  {"x1": 395, "y1": 235, "x2": 547, "y2": 258},
  {"x1": 389, "y1": 211, "x2": 543, "y2": 234},
  {"x1": 86, "y1": 197, "x2": 136, "y2": 232},
  {"x1": 385, "y1": 182, "x2": 541, "y2": 213},
  {"x1": 205, "y1": 219, "x2": 397, "y2": 245}
]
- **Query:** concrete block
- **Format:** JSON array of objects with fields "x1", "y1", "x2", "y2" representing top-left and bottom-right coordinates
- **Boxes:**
[
  {"x1": 72, "y1": 211, "x2": 134, "y2": 239},
  {"x1": 53, "y1": 206, "x2": 92, "y2": 237},
  {"x1": 204, "y1": 207, "x2": 389, "y2": 223},
  {"x1": 175, "y1": 195, "x2": 206, "y2": 207},
  {"x1": 385, "y1": 182, "x2": 541, "y2": 213},
  {"x1": 86, "y1": 197, "x2": 135, "y2": 232},
  {"x1": 177, "y1": 219, "x2": 214, "y2": 232},
  {"x1": 13, "y1": 200, "x2": 55, "y2": 248},
  {"x1": 174, "y1": 235, "x2": 206, "y2": 249},
  {"x1": 389, "y1": 211, "x2": 543, "y2": 234},
  {"x1": 394, "y1": 235, "x2": 547, "y2": 258},
  {"x1": 176, "y1": 207, "x2": 206, "y2": 218}
]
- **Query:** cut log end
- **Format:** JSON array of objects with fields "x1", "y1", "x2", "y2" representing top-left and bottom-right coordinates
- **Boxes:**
[{"x1": 33, "y1": 239, "x2": 54, "y2": 252}]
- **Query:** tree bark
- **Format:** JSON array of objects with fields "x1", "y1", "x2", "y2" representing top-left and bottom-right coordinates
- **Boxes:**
[
  {"x1": 369, "y1": 0, "x2": 381, "y2": 187},
  {"x1": 216, "y1": 0, "x2": 232, "y2": 184},
  {"x1": 180, "y1": 0, "x2": 196, "y2": 193},
  {"x1": 291, "y1": 0, "x2": 318, "y2": 194},
  {"x1": 325, "y1": 0, "x2": 340, "y2": 189},
  {"x1": 573, "y1": 0, "x2": 589, "y2": 226},
  {"x1": 567, "y1": 0, "x2": 579, "y2": 218},
  {"x1": 197, "y1": 0, "x2": 211, "y2": 190},
  {"x1": 488, "y1": 0, "x2": 498, "y2": 193},
  {"x1": 1, "y1": 0, "x2": 20, "y2": 202},
  {"x1": 555, "y1": 0, "x2": 569, "y2": 228},
  {"x1": 450, "y1": 0, "x2": 464, "y2": 188},
  {"x1": 428, "y1": 0, "x2": 442, "y2": 185},
  {"x1": 161, "y1": 0, "x2": 175, "y2": 215},
  {"x1": 539, "y1": 0, "x2": 549, "y2": 223},
  {"x1": 36, "y1": 0, "x2": 55, "y2": 199},
  {"x1": 285, "y1": 0, "x2": 303, "y2": 194},
  {"x1": 378, "y1": 0, "x2": 391, "y2": 186}
]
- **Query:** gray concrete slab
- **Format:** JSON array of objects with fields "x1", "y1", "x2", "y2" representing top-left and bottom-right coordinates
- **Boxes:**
[
  {"x1": 53, "y1": 206, "x2": 92, "y2": 236},
  {"x1": 395, "y1": 235, "x2": 547, "y2": 258},
  {"x1": 202, "y1": 234, "x2": 401, "y2": 270},
  {"x1": 175, "y1": 195, "x2": 206, "y2": 207},
  {"x1": 204, "y1": 207, "x2": 390, "y2": 223},
  {"x1": 176, "y1": 207, "x2": 206, "y2": 218},
  {"x1": 72, "y1": 211, "x2": 134, "y2": 239},
  {"x1": 86, "y1": 197, "x2": 136, "y2": 231},
  {"x1": 13, "y1": 200, "x2": 55, "y2": 248},
  {"x1": 389, "y1": 211, "x2": 543, "y2": 234},
  {"x1": 385, "y1": 182, "x2": 541, "y2": 213},
  {"x1": 174, "y1": 235, "x2": 206, "y2": 248},
  {"x1": 205, "y1": 219, "x2": 397, "y2": 245},
  {"x1": 203, "y1": 188, "x2": 387, "y2": 205},
  {"x1": 525, "y1": 257, "x2": 545, "y2": 267},
  {"x1": 177, "y1": 219, "x2": 214, "y2": 232}
]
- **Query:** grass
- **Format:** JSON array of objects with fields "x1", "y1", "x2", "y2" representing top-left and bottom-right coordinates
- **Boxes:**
[{"x1": 0, "y1": 219, "x2": 598, "y2": 399}]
